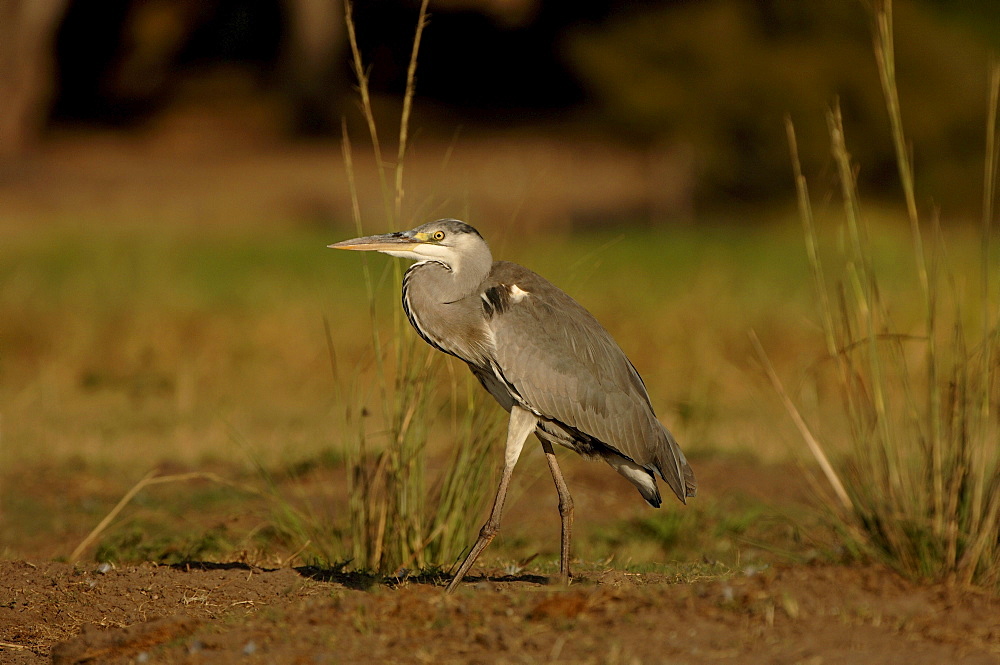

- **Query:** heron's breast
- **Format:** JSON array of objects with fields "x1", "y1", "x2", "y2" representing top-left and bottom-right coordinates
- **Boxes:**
[{"x1": 402, "y1": 288, "x2": 495, "y2": 366}]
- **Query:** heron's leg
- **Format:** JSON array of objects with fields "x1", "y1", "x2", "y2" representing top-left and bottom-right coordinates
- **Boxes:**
[
  {"x1": 540, "y1": 438, "x2": 574, "y2": 582},
  {"x1": 446, "y1": 405, "x2": 537, "y2": 594}
]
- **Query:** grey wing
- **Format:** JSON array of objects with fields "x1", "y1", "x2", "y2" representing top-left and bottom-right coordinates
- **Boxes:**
[{"x1": 485, "y1": 274, "x2": 694, "y2": 501}]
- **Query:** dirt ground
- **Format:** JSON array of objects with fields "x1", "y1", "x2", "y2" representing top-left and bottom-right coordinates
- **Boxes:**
[
  {"x1": 2, "y1": 558, "x2": 998, "y2": 664},
  {"x1": 2, "y1": 460, "x2": 998, "y2": 665}
]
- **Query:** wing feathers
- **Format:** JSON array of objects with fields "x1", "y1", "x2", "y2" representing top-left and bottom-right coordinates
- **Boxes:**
[{"x1": 484, "y1": 262, "x2": 695, "y2": 503}]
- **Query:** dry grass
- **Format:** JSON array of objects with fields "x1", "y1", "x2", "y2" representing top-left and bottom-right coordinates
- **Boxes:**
[
  {"x1": 327, "y1": 0, "x2": 506, "y2": 574},
  {"x1": 781, "y1": 0, "x2": 1000, "y2": 589}
]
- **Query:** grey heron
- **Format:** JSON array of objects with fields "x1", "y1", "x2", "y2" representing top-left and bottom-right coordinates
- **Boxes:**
[{"x1": 330, "y1": 219, "x2": 696, "y2": 592}]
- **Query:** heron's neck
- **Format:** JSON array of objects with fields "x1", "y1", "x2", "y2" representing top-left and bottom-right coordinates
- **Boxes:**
[
  {"x1": 401, "y1": 252, "x2": 495, "y2": 364},
  {"x1": 459, "y1": 249, "x2": 492, "y2": 293},
  {"x1": 433, "y1": 246, "x2": 493, "y2": 301}
]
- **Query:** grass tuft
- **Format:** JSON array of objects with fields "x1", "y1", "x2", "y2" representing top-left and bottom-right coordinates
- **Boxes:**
[
  {"x1": 331, "y1": 0, "x2": 497, "y2": 575},
  {"x1": 781, "y1": 0, "x2": 1000, "y2": 590}
]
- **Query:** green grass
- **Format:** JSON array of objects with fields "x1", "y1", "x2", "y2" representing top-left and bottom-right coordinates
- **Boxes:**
[
  {"x1": 94, "y1": 522, "x2": 234, "y2": 565},
  {"x1": 583, "y1": 488, "x2": 821, "y2": 573},
  {"x1": 2, "y1": 216, "x2": 984, "y2": 470}
]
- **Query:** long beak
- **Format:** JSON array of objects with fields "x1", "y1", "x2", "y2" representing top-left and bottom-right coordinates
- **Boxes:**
[{"x1": 327, "y1": 232, "x2": 421, "y2": 252}]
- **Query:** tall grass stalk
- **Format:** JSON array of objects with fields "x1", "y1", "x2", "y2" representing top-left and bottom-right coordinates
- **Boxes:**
[
  {"x1": 335, "y1": 0, "x2": 495, "y2": 574},
  {"x1": 784, "y1": 1, "x2": 1000, "y2": 589}
]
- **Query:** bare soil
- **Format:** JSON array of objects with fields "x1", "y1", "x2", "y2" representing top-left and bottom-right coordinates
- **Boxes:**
[
  {"x1": 2, "y1": 458, "x2": 998, "y2": 665},
  {"x1": 2, "y1": 558, "x2": 998, "y2": 664}
]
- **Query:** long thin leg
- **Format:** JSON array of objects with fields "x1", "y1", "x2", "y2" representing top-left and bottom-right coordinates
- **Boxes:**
[
  {"x1": 446, "y1": 405, "x2": 537, "y2": 593},
  {"x1": 540, "y1": 438, "x2": 574, "y2": 582}
]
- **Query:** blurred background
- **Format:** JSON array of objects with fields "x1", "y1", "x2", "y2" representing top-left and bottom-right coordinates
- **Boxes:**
[
  {"x1": 1, "y1": 0, "x2": 998, "y2": 224},
  {"x1": 0, "y1": 0, "x2": 997, "y2": 564}
]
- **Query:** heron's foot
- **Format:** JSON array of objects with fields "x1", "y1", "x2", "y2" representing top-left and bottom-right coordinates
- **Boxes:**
[
  {"x1": 445, "y1": 526, "x2": 498, "y2": 593},
  {"x1": 445, "y1": 564, "x2": 474, "y2": 594}
]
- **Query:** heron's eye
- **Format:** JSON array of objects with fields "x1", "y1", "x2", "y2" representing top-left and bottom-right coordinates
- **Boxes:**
[{"x1": 432, "y1": 231, "x2": 446, "y2": 241}]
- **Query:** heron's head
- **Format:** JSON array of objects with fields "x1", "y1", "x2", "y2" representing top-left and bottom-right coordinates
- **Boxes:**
[{"x1": 329, "y1": 219, "x2": 491, "y2": 273}]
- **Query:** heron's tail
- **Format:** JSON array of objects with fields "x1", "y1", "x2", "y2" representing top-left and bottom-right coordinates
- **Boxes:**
[
  {"x1": 654, "y1": 424, "x2": 697, "y2": 504},
  {"x1": 598, "y1": 423, "x2": 696, "y2": 507}
]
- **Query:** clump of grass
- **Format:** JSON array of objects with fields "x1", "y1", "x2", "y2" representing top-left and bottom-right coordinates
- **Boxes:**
[
  {"x1": 331, "y1": 0, "x2": 498, "y2": 574},
  {"x1": 421, "y1": 374, "x2": 503, "y2": 566},
  {"x1": 780, "y1": 0, "x2": 1000, "y2": 589}
]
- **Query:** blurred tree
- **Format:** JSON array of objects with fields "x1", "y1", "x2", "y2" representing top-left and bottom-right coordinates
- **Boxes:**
[
  {"x1": 567, "y1": 0, "x2": 994, "y2": 211},
  {"x1": 45, "y1": 0, "x2": 588, "y2": 134},
  {"x1": 920, "y1": 0, "x2": 1000, "y2": 48},
  {"x1": 0, "y1": 0, "x2": 69, "y2": 156},
  {"x1": 3, "y1": 0, "x2": 995, "y2": 213}
]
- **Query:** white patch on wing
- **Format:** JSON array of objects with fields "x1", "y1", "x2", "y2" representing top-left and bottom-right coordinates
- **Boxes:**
[{"x1": 508, "y1": 284, "x2": 530, "y2": 303}]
